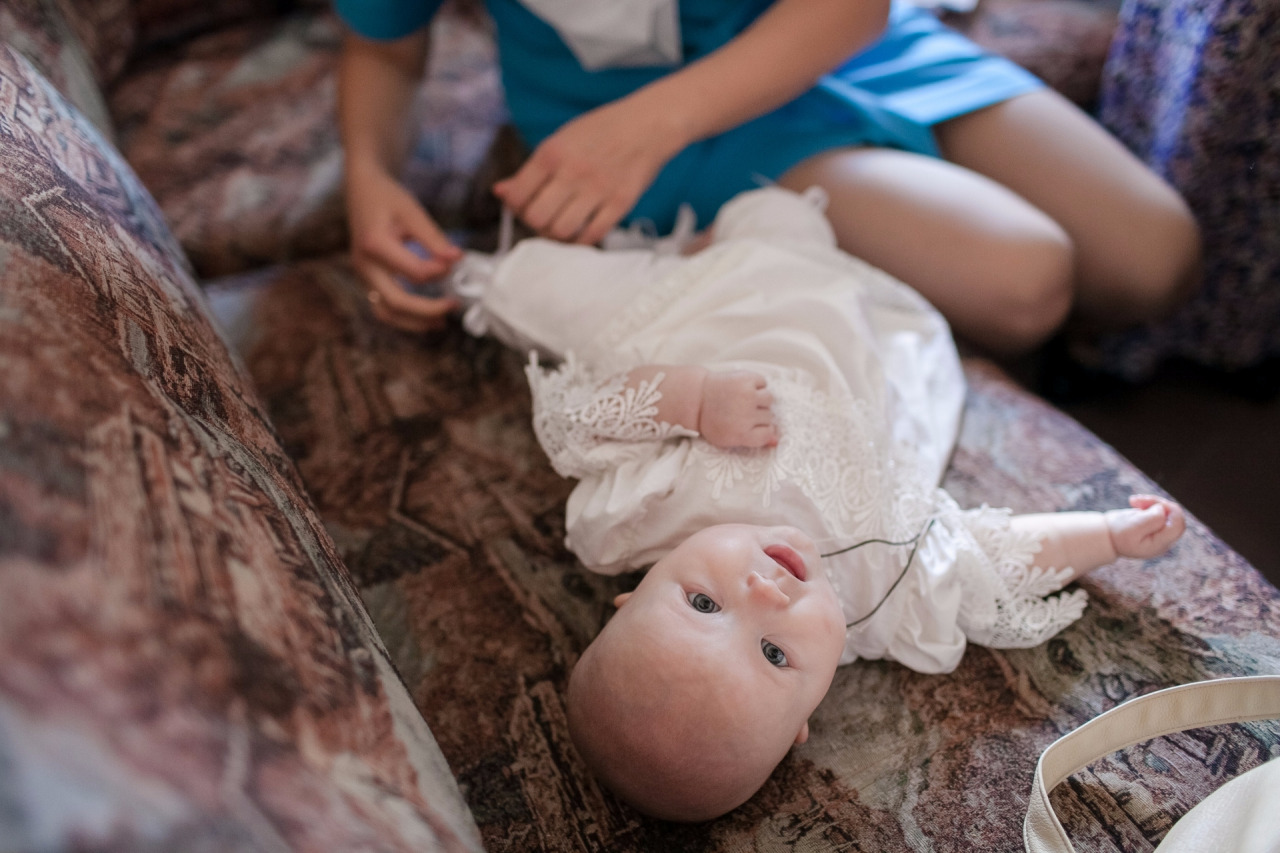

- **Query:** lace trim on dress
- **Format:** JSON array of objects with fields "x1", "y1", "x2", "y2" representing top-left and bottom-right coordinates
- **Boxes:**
[
  {"x1": 682, "y1": 374, "x2": 1085, "y2": 648},
  {"x1": 692, "y1": 376, "x2": 935, "y2": 540},
  {"x1": 956, "y1": 505, "x2": 1088, "y2": 649},
  {"x1": 525, "y1": 353, "x2": 697, "y2": 479}
]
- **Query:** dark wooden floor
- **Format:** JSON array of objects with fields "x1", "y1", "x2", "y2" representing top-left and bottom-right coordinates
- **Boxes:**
[{"x1": 1057, "y1": 363, "x2": 1280, "y2": 589}]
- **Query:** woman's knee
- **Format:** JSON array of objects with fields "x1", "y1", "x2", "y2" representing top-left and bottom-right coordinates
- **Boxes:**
[
  {"x1": 975, "y1": 227, "x2": 1076, "y2": 355},
  {"x1": 1112, "y1": 195, "x2": 1202, "y2": 322}
]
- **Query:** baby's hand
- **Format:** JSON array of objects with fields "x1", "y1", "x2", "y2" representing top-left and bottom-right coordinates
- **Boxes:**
[
  {"x1": 1105, "y1": 495, "x2": 1186, "y2": 560},
  {"x1": 699, "y1": 370, "x2": 778, "y2": 449}
]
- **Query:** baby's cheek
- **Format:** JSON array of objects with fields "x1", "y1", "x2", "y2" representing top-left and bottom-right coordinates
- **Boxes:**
[{"x1": 819, "y1": 599, "x2": 847, "y2": 644}]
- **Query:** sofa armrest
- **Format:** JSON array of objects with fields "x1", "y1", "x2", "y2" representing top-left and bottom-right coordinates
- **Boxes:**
[
  {"x1": 0, "y1": 0, "x2": 116, "y2": 136},
  {"x1": 0, "y1": 45, "x2": 482, "y2": 852}
]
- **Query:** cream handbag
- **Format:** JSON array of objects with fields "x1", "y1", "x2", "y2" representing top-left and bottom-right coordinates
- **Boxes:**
[{"x1": 1025, "y1": 676, "x2": 1280, "y2": 853}]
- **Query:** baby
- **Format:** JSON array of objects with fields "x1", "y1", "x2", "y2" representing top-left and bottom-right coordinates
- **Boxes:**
[{"x1": 450, "y1": 187, "x2": 1185, "y2": 821}]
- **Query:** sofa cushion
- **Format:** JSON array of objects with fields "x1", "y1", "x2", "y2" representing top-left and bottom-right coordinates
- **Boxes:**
[
  {"x1": 0, "y1": 0, "x2": 117, "y2": 135},
  {"x1": 0, "y1": 45, "x2": 482, "y2": 852},
  {"x1": 57, "y1": 0, "x2": 137, "y2": 88},
  {"x1": 109, "y1": 5, "x2": 506, "y2": 277},
  {"x1": 1094, "y1": 0, "x2": 1280, "y2": 377},
  {"x1": 226, "y1": 252, "x2": 1280, "y2": 850}
]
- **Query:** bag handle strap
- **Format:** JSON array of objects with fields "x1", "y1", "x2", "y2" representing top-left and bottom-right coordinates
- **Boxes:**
[{"x1": 1024, "y1": 675, "x2": 1280, "y2": 853}]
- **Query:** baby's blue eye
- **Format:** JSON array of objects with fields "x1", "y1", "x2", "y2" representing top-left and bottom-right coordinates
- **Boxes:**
[
  {"x1": 762, "y1": 641, "x2": 788, "y2": 667},
  {"x1": 688, "y1": 592, "x2": 719, "y2": 613}
]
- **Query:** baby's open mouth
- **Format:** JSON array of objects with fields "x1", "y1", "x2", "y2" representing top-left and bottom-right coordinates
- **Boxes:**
[{"x1": 764, "y1": 545, "x2": 807, "y2": 582}]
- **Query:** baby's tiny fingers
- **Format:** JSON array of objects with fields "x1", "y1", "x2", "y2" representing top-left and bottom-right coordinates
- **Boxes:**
[
  {"x1": 753, "y1": 423, "x2": 780, "y2": 447},
  {"x1": 1128, "y1": 494, "x2": 1161, "y2": 510},
  {"x1": 1136, "y1": 503, "x2": 1168, "y2": 532}
]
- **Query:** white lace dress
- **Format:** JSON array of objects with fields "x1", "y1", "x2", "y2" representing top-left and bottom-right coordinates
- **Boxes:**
[{"x1": 462, "y1": 187, "x2": 1086, "y2": 674}]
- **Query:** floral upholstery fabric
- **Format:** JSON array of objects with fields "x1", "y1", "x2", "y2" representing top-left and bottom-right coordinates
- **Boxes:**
[
  {"x1": 58, "y1": 0, "x2": 136, "y2": 88},
  {"x1": 0, "y1": 46, "x2": 482, "y2": 852},
  {"x1": 1094, "y1": 0, "x2": 1280, "y2": 377},
  {"x1": 0, "y1": 0, "x2": 117, "y2": 135},
  {"x1": 109, "y1": 4, "x2": 506, "y2": 277},
  {"x1": 221, "y1": 253, "x2": 1280, "y2": 852}
]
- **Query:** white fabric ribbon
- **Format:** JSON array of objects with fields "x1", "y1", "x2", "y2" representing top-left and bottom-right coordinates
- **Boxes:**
[{"x1": 520, "y1": 0, "x2": 682, "y2": 70}]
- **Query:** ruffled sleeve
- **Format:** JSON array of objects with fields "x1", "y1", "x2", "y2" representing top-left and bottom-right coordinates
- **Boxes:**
[
  {"x1": 951, "y1": 504, "x2": 1089, "y2": 650},
  {"x1": 838, "y1": 495, "x2": 1090, "y2": 674},
  {"x1": 525, "y1": 353, "x2": 697, "y2": 480}
]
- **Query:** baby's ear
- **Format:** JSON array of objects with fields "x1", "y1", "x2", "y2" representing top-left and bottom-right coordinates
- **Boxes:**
[
  {"x1": 612, "y1": 592, "x2": 633, "y2": 609},
  {"x1": 794, "y1": 721, "x2": 810, "y2": 745}
]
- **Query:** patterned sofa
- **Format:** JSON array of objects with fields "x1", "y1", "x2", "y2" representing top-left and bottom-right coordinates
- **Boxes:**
[{"x1": 1, "y1": 1, "x2": 1276, "y2": 851}]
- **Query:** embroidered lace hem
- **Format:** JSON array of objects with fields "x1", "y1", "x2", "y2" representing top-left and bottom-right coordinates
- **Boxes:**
[
  {"x1": 525, "y1": 352, "x2": 696, "y2": 479},
  {"x1": 957, "y1": 505, "x2": 1088, "y2": 649}
]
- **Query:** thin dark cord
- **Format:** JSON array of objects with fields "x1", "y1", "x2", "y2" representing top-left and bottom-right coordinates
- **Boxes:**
[
  {"x1": 823, "y1": 518, "x2": 937, "y2": 628},
  {"x1": 820, "y1": 530, "x2": 928, "y2": 558}
]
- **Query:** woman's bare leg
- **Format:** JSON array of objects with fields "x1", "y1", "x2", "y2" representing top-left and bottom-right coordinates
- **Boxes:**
[
  {"x1": 934, "y1": 88, "x2": 1202, "y2": 330},
  {"x1": 779, "y1": 147, "x2": 1075, "y2": 354}
]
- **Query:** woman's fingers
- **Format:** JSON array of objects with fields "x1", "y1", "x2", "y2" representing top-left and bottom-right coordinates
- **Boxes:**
[
  {"x1": 493, "y1": 157, "x2": 551, "y2": 216},
  {"x1": 358, "y1": 261, "x2": 457, "y2": 332},
  {"x1": 519, "y1": 178, "x2": 576, "y2": 234},
  {"x1": 361, "y1": 229, "x2": 447, "y2": 281},
  {"x1": 577, "y1": 196, "x2": 631, "y2": 246},
  {"x1": 547, "y1": 193, "x2": 601, "y2": 243},
  {"x1": 400, "y1": 198, "x2": 462, "y2": 267}
]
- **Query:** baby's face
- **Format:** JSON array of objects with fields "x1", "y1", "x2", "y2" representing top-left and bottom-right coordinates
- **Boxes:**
[{"x1": 614, "y1": 524, "x2": 847, "y2": 747}]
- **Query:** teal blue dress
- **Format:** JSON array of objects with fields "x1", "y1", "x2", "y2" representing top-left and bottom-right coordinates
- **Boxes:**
[{"x1": 335, "y1": 0, "x2": 1042, "y2": 231}]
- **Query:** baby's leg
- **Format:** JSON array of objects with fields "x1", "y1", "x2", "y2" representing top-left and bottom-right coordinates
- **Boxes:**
[
  {"x1": 1011, "y1": 495, "x2": 1186, "y2": 584},
  {"x1": 934, "y1": 88, "x2": 1202, "y2": 333},
  {"x1": 778, "y1": 146, "x2": 1075, "y2": 354}
]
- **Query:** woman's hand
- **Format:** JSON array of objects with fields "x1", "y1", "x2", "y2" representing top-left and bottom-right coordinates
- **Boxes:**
[
  {"x1": 338, "y1": 29, "x2": 460, "y2": 332},
  {"x1": 345, "y1": 161, "x2": 463, "y2": 332},
  {"x1": 491, "y1": 0, "x2": 889, "y2": 247},
  {"x1": 492, "y1": 96, "x2": 684, "y2": 246}
]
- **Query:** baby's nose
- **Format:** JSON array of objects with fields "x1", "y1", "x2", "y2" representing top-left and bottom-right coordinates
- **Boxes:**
[{"x1": 747, "y1": 572, "x2": 790, "y2": 607}]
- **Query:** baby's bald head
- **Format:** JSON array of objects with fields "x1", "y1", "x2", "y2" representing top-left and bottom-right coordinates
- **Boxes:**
[
  {"x1": 565, "y1": 524, "x2": 846, "y2": 821},
  {"x1": 566, "y1": 614, "x2": 801, "y2": 822}
]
